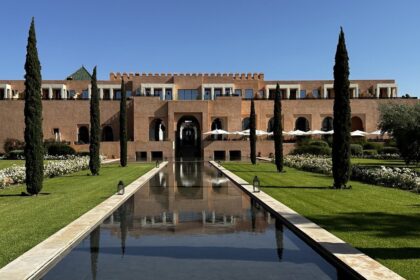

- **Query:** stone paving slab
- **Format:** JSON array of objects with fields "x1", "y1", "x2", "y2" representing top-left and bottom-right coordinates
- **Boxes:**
[
  {"x1": 0, "y1": 162, "x2": 168, "y2": 280},
  {"x1": 210, "y1": 161, "x2": 405, "y2": 280}
]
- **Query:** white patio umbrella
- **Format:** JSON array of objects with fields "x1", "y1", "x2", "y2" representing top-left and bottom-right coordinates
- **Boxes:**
[
  {"x1": 203, "y1": 129, "x2": 230, "y2": 135},
  {"x1": 267, "y1": 131, "x2": 289, "y2": 136},
  {"x1": 305, "y1": 130, "x2": 328, "y2": 135},
  {"x1": 287, "y1": 130, "x2": 307, "y2": 136},
  {"x1": 240, "y1": 129, "x2": 269, "y2": 136},
  {"x1": 351, "y1": 130, "x2": 368, "y2": 137},
  {"x1": 369, "y1": 130, "x2": 388, "y2": 136},
  {"x1": 324, "y1": 130, "x2": 334, "y2": 135}
]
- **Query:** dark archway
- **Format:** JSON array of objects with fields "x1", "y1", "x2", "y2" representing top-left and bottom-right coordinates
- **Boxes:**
[
  {"x1": 176, "y1": 116, "x2": 201, "y2": 159},
  {"x1": 351, "y1": 116, "x2": 364, "y2": 131},
  {"x1": 78, "y1": 126, "x2": 89, "y2": 144},
  {"x1": 102, "y1": 126, "x2": 114, "y2": 141},
  {"x1": 242, "y1": 117, "x2": 250, "y2": 130},
  {"x1": 321, "y1": 117, "x2": 333, "y2": 131},
  {"x1": 211, "y1": 118, "x2": 223, "y2": 140},
  {"x1": 149, "y1": 119, "x2": 166, "y2": 141},
  {"x1": 295, "y1": 117, "x2": 310, "y2": 131}
]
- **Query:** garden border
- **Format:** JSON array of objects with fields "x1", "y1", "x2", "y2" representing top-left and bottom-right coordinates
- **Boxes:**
[
  {"x1": 211, "y1": 160, "x2": 404, "y2": 280},
  {"x1": 0, "y1": 161, "x2": 168, "y2": 280}
]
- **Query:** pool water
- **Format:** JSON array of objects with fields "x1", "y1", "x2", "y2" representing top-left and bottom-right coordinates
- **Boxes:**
[{"x1": 43, "y1": 161, "x2": 354, "y2": 280}]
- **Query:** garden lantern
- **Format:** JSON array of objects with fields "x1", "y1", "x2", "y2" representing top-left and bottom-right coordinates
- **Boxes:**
[
  {"x1": 253, "y1": 176, "x2": 260, "y2": 193},
  {"x1": 117, "y1": 180, "x2": 125, "y2": 195}
]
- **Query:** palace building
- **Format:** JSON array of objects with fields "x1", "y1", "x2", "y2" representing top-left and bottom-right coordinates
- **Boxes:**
[{"x1": 0, "y1": 67, "x2": 417, "y2": 160}]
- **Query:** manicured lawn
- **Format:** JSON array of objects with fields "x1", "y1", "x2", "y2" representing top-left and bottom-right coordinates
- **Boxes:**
[
  {"x1": 0, "y1": 163, "x2": 153, "y2": 268},
  {"x1": 0, "y1": 160, "x2": 24, "y2": 170},
  {"x1": 223, "y1": 162, "x2": 420, "y2": 280},
  {"x1": 351, "y1": 158, "x2": 420, "y2": 171}
]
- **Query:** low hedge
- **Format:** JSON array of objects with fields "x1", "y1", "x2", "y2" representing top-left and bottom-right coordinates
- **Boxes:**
[
  {"x1": 47, "y1": 143, "x2": 76, "y2": 156},
  {"x1": 308, "y1": 140, "x2": 329, "y2": 148},
  {"x1": 363, "y1": 149, "x2": 378, "y2": 156},
  {"x1": 380, "y1": 146, "x2": 399, "y2": 155},
  {"x1": 350, "y1": 144, "x2": 363, "y2": 156},
  {"x1": 5, "y1": 150, "x2": 24, "y2": 160},
  {"x1": 363, "y1": 142, "x2": 383, "y2": 151},
  {"x1": 292, "y1": 145, "x2": 331, "y2": 156}
]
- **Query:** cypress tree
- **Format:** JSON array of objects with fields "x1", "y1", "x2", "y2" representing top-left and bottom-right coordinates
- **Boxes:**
[
  {"x1": 89, "y1": 67, "x2": 101, "y2": 175},
  {"x1": 273, "y1": 83, "x2": 283, "y2": 172},
  {"x1": 250, "y1": 99, "x2": 256, "y2": 164},
  {"x1": 332, "y1": 27, "x2": 351, "y2": 189},
  {"x1": 24, "y1": 17, "x2": 44, "y2": 195},
  {"x1": 119, "y1": 78, "x2": 127, "y2": 167}
]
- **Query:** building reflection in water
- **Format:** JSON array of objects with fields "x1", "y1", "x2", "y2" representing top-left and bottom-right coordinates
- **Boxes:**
[{"x1": 102, "y1": 161, "x2": 275, "y2": 245}]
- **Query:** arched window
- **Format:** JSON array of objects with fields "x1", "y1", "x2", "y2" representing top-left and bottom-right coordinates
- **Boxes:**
[
  {"x1": 295, "y1": 117, "x2": 310, "y2": 132},
  {"x1": 149, "y1": 119, "x2": 166, "y2": 141},
  {"x1": 211, "y1": 118, "x2": 223, "y2": 140},
  {"x1": 321, "y1": 117, "x2": 333, "y2": 131},
  {"x1": 242, "y1": 118, "x2": 250, "y2": 130},
  {"x1": 351, "y1": 116, "x2": 364, "y2": 131},
  {"x1": 78, "y1": 126, "x2": 89, "y2": 144},
  {"x1": 102, "y1": 126, "x2": 114, "y2": 141}
]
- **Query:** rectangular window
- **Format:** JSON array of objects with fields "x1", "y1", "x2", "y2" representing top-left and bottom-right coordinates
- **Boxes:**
[
  {"x1": 245, "y1": 89, "x2": 254, "y2": 100},
  {"x1": 166, "y1": 89, "x2": 173, "y2": 100},
  {"x1": 225, "y1": 88, "x2": 231, "y2": 96},
  {"x1": 312, "y1": 89, "x2": 319, "y2": 98},
  {"x1": 68, "y1": 90, "x2": 76, "y2": 99},
  {"x1": 300, "y1": 90, "x2": 306, "y2": 99},
  {"x1": 214, "y1": 88, "x2": 222, "y2": 98},
  {"x1": 82, "y1": 90, "x2": 89, "y2": 100},
  {"x1": 204, "y1": 89, "x2": 211, "y2": 100},
  {"x1": 233, "y1": 89, "x2": 241, "y2": 97},
  {"x1": 114, "y1": 91, "x2": 121, "y2": 100},
  {"x1": 178, "y1": 89, "x2": 199, "y2": 100}
]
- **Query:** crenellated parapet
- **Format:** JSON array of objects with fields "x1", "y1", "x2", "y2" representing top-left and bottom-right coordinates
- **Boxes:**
[{"x1": 109, "y1": 72, "x2": 265, "y2": 80}]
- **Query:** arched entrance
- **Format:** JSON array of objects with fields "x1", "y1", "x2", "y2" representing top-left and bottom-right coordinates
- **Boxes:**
[
  {"x1": 102, "y1": 126, "x2": 114, "y2": 141},
  {"x1": 295, "y1": 117, "x2": 310, "y2": 132},
  {"x1": 176, "y1": 116, "x2": 201, "y2": 159},
  {"x1": 351, "y1": 116, "x2": 364, "y2": 131}
]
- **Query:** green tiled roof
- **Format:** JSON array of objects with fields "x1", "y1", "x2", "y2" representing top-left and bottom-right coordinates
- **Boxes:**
[{"x1": 66, "y1": 66, "x2": 91, "y2": 80}]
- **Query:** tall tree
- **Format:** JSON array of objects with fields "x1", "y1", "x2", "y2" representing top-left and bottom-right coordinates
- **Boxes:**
[
  {"x1": 119, "y1": 78, "x2": 127, "y2": 167},
  {"x1": 273, "y1": 83, "x2": 283, "y2": 172},
  {"x1": 332, "y1": 27, "x2": 351, "y2": 189},
  {"x1": 250, "y1": 99, "x2": 256, "y2": 164},
  {"x1": 89, "y1": 67, "x2": 101, "y2": 175},
  {"x1": 24, "y1": 17, "x2": 44, "y2": 195}
]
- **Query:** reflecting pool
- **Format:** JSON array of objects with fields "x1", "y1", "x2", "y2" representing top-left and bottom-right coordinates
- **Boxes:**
[{"x1": 43, "y1": 161, "x2": 354, "y2": 280}]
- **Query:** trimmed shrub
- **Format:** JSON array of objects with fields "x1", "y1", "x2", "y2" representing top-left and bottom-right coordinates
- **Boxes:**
[
  {"x1": 363, "y1": 149, "x2": 378, "y2": 156},
  {"x1": 292, "y1": 145, "x2": 331, "y2": 156},
  {"x1": 4, "y1": 138, "x2": 25, "y2": 154},
  {"x1": 47, "y1": 143, "x2": 76, "y2": 156},
  {"x1": 363, "y1": 142, "x2": 383, "y2": 151},
  {"x1": 5, "y1": 150, "x2": 24, "y2": 159},
  {"x1": 350, "y1": 144, "x2": 363, "y2": 156},
  {"x1": 309, "y1": 140, "x2": 329, "y2": 148},
  {"x1": 380, "y1": 146, "x2": 399, "y2": 155}
]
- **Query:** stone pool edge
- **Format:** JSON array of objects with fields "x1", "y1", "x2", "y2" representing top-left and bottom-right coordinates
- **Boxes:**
[
  {"x1": 0, "y1": 161, "x2": 168, "y2": 280},
  {"x1": 210, "y1": 160, "x2": 404, "y2": 280}
]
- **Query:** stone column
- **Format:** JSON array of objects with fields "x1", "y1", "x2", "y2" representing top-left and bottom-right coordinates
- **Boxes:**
[
  {"x1": 265, "y1": 87, "x2": 269, "y2": 99},
  {"x1": 286, "y1": 88, "x2": 290, "y2": 99},
  {"x1": 61, "y1": 87, "x2": 66, "y2": 100},
  {"x1": 387, "y1": 87, "x2": 391, "y2": 98},
  {"x1": 110, "y1": 88, "x2": 114, "y2": 100},
  {"x1": 162, "y1": 88, "x2": 166, "y2": 100},
  {"x1": 48, "y1": 87, "x2": 53, "y2": 100},
  {"x1": 201, "y1": 87, "x2": 205, "y2": 100},
  {"x1": 391, "y1": 88, "x2": 396, "y2": 98},
  {"x1": 99, "y1": 88, "x2": 104, "y2": 99},
  {"x1": 323, "y1": 87, "x2": 328, "y2": 99},
  {"x1": 222, "y1": 87, "x2": 226, "y2": 96},
  {"x1": 376, "y1": 85, "x2": 380, "y2": 98},
  {"x1": 211, "y1": 87, "x2": 215, "y2": 100},
  {"x1": 88, "y1": 85, "x2": 92, "y2": 99}
]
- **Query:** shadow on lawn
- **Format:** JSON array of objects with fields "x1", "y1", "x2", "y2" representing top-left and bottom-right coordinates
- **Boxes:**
[
  {"x1": 308, "y1": 212, "x2": 419, "y2": 239},
  {"x1": 358, "y1": 247, "x2": 420, "y2": 260}
]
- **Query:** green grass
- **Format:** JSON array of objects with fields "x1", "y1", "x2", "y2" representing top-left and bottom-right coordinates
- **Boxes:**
[
  {"x1": 0, "y1": 163, "x2": 153, "y2": 268},
  {"x1": 0, "y1": 160, "x2": 24, "y2": 170},
  {"x1": 223, "y1": 162, "x2": 420, "y2": 280},
  {"x1": 351, "y1": 158, "x2": 420, "y2": 171}
]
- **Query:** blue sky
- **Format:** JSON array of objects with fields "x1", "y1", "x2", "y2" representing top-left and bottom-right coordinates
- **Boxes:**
[{"x1": 0, "y1": 0, "x2": 419, "y2": 96}]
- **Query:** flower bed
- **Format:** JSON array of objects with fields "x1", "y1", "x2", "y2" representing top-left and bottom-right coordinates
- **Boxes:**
[
  {"x1": 283, "y1": 155, "x2": 419, "y2": 192},
  {"x1": 0, "y1": 156, "x2": 89, "y2": 188},
  {"x1": 354, "y1": 153, "x2": 401, "y2": 160}
]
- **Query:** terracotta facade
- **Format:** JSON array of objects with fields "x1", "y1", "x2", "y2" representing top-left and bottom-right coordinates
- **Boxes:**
[{"x1": 0, "y1": 72, "x2": 418, "y2": 160}]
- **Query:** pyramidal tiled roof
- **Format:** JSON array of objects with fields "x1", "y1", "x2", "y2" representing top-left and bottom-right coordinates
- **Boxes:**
[{"x1": 66, "y1": 66, "x2": 91, "y2": 80}]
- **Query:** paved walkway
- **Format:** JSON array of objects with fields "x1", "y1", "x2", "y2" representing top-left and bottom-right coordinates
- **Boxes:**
[{"x1": 210, "y1": 161, "x2": 405, "y2": 280}]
